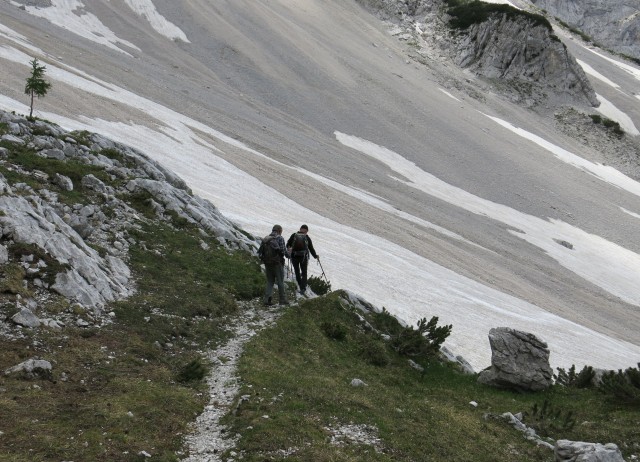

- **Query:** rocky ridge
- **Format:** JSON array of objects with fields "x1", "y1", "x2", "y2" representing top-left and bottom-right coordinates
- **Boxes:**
[
  {"x1": 0, "y1": 110, "x2": 256, "y2": 336},
  {"x1": 528, "y1": 0, "x2": 640, "y2": 61},
  {"x1": 357, "y1": 0, "x2": 598, "y2": 108}
]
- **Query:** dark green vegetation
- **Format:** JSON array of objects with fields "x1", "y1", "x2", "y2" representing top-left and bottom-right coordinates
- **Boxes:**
[
  {"x1": 590, "y1": 114, "x2": 625, "y2": 136},
  {"x1": 225, "y1": 292, "x2": 640, "y2": 461},
  {"x1": 307, "y1": 275, "x2": 331, "y2": 296},
  {"x1": 444, "y1": 0, "x2": 553, "y2": 32},
  {"x1": 24, "y1": 58, "x2": 51, "y2": 120}
]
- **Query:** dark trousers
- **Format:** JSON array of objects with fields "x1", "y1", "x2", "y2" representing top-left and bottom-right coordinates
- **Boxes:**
[
  {"x1": 264, "y1": 264, "x2": 286, "y2": 303},
  {"x1": 292, "y1": 256, "x2": 308, "y2": 291}
]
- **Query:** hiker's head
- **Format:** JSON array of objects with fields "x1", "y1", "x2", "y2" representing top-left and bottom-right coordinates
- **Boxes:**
[
  {"x1": 299, "y1": 224, "x2": 308, "y2": 234},
  {"x1": 272, "y1": 224, "x2": 283, "y2": 235}
]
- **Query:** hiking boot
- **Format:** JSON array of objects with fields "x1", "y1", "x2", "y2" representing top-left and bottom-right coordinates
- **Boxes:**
[
  {"x1": 264, "y1": 301, "x2": 274, "y2": 306},
  {"x1": 279, "y1": 300, "x2": 289, "y2": 306}
]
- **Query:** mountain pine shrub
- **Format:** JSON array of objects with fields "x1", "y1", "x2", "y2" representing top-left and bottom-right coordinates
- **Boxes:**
[
  {"x1": 308, "y1": 275, "x2": 331, "y2": 295},
  {"x1": 389, "y1": 316, "x2": 452, "y2": 359},
  {"x1": 177, "y1": 358, "x2": 208, "y2": 383},
  {"x1": 554, "y1": 364, "x2": 596, "y2": 388},
  {"x1": 524, "y1": 399, "x2": 577, "y2": 437},
  {"x1": 599, "y1": 364, "x2": 640, "y2": 406}
]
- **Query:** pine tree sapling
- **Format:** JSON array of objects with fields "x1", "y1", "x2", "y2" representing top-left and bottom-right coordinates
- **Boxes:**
[{"x1": 24, "y1": 57, "x2": 51, "y2": 120}]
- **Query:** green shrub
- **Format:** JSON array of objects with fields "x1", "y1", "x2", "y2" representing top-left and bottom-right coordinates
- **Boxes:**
[
  {"x1": 599, "y1": 365, "x2": 640, "y2": 406},
  {"x1": 177, "y1": 358, "x2": 208, "y2": 383},
  {"x1": 357, "y1": 337, "x2": 389, "y2": 367},
  {"x1": 308, "y1": 275, "x2": 331, "y2": 295},
  {"x1": 524, "y1": 399, "x2": 577, "y2": 437},
  {"x1": 321, "y1": 321, "x2": 347, "y2": 341},
  {"x1": 390, "y1": 316, "x2": 452, "y2": 359},
  {"x1": 554, "y1": 365, "x2": 595, "y2": 388},
  {"x1": 590, "y1": 114, "x2": 602, "y2": 124}
]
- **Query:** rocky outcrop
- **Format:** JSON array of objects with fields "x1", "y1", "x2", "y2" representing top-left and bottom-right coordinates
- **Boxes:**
[
  {"x1": 451, "y1": 14, "x2": 599, "y2": 107},
  {"x1": 478, "y1": 327, "x2": 553, "y2": 391},
  {"x1": 555, "y1": 440, "x2": 627, "y2": 462},
  {"x1": 0, "y1": 110, "x2": 257, "y2": 334},
  {"x1": 529, "y1": 0, "x2": 640, "y2": 61},
  {"x1": 357, "y1": 0, "x2": 599, "y2": 108}
]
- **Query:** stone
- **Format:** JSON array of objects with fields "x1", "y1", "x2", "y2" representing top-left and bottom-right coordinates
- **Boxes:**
[
  {"x1": 555, "y1": 440, "x2": 626, "y2": 462},
  {"x1": 0, "y1": 147, "x2": 8, "y2": 158},
  {"x1": 40, "y1": 148, "x2": 65, "y2": 160},
  {"x1": 0, "y1": 244, "x2": 8, "y2": 264},
  {"x1": 478, "y1": 327, "x2": 553, "y2": 391},
  {"x1": 4, "y1": 359, "x2": 52, "y2": 380},
  {"x1": 1, "y1": 134, "x2": 25, "y2": 145},
  {"x1": 53, "y1": 173, "x2": 73, "y2": 191},
  {"x1": 81, "y1": 174, "x2": 108, "y2": 193},
  {"x1": 350, "y1": 378, "x2": 368, "y2": 387},
  {"x1": 11, "y1": 308, "x2": 41, "y2": 328}
]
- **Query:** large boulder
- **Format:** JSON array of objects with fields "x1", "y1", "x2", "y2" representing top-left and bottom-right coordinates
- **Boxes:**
[
  {"x1": 555, "y1": 440, "x2": 626, "y2": 462},
  {"x1": 478, "y1": 327, "x2": 553, "y2": 391}
]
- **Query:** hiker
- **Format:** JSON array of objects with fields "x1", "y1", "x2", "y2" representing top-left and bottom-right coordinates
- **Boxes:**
[
  {"x1": 259, "y1": 224, "x2": 289, "y2": 306},
  {"x1": 286, "y1": 224, "x2": 319, "y2": 295}
]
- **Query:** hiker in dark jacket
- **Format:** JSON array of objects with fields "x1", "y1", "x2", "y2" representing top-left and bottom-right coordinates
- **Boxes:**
[
  {"x1": 262, "y1": 224, "x2": 289, "y2": 306},
  {"x1": 286, "y1": 224, "x2": 319, "y2": 295}
]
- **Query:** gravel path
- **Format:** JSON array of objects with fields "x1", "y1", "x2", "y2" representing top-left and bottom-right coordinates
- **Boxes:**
[{"x1": 181, "y1": 301, "x2": 283, "y2": 462}]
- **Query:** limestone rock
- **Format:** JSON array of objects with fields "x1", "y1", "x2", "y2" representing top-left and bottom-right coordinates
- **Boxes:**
[
  {"x1": 529, "y1": 0, "x2": 640, "y2": 61},
  {"x1": 555, "y1": 439, "x2": 626, "y2": 462},
  {"x1": 450, "y1": 14, "x2": 599, "y2": 107},
  {"x1": 11, "y1": 308, "x2": 41, "y2": 328},
  {"x1": 53, "y1": 173, "x2": 73, "y2": 191},
  {"x1": 4, "y1": 359, "x2": 52, "y2": 380},
  {"x1": 478, "y1": 327, "x2": 553, "y2": 391},
  {"x1": 0, "y1": 244, "x2": 8, "y2": 264}
]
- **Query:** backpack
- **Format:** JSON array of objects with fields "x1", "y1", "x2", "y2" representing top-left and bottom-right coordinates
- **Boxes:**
[
  {"x1": 258, "y1": 235, "x2": 281, "y2": 265},
  {"x1": 291, "y1": 232, "x2": 308, "y2": 258}
]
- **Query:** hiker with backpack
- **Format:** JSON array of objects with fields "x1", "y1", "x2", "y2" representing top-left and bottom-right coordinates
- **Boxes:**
[
  {"x1": 286, "y1": 224, "x2": 319, "y2": 296},
  {"x1": 258, "y1": 224, "x2": 289, "y2": 306}
]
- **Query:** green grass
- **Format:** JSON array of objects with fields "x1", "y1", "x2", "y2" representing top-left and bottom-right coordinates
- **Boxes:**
[
  {"x1": 225, "y1": 292, "x2": 640, "y2": 461},
  {"x1": 0, "y1": 141, "x2": 112, "y2": 204},
  {"x1": 0, "y1": 212, "x2": 264, "y2": 461}
]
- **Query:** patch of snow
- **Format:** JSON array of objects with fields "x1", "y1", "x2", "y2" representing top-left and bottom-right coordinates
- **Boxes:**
[
  {"x1": 10, "y1": 0, "x2": 139, "y2": 56},
  {"x1": 122, "y1": 0, "x2": 190, "y2": 43},
  {"x1": 335, "y1": 131, "x2": 640, "y2": 310},
  {"x1": 577, "y1": 59, "x2": 621, "y2": 89},
  {"x1": 439, "y1": 88, "x2": 462, "y2": 102},
  {"x1": 621, "y1": 207, "x2": 640, "y2": 220},
  {"x1": 595, "y1": 93, "x2": 640, "y2": 136}
]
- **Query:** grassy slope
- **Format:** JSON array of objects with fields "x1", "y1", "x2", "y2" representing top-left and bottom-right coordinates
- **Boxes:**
[{"x1": 0, "y1": 124, "x2": 638, "y2": 461}]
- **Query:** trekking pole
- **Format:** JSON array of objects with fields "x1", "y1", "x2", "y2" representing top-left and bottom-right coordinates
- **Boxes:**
[{"x1": 316, "y1": 257, "x2": 331, "y2": 289}]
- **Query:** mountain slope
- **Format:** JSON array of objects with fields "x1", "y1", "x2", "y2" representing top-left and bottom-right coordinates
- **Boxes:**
[{"x1": 1, "y1": 0, "x2": 640, "y2": 370}]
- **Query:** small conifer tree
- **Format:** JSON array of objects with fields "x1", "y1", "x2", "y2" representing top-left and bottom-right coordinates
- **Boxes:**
[{"x1": 24, "y1": 58, "x2": 51, "y2": 120}]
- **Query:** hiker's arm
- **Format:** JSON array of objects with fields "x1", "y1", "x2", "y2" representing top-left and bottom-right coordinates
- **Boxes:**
[{"x1": 307, "y1": 237, "x2": 318, "y2": 259}]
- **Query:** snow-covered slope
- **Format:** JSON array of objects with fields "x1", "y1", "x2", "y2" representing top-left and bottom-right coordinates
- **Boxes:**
[{"x1": 1, "y1": 0, "x2": 640, "y2": 371}]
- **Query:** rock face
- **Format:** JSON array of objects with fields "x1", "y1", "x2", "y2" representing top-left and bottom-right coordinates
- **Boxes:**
[
  {"x1": 555, "y1": 440, "x2": 627, "y2": 462},
  {"x1": 529, "y1": 0, "x2": 640, "y2": 61},
  {"x1": 357, "y1": 0, "x2": 598, "y2": 108},
  {"x1": 478, "y1": 327, "x2": 553, "y2": 391},
  {"x1": 451, "y1": 14, "x2": 599, "y2": 107}
]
